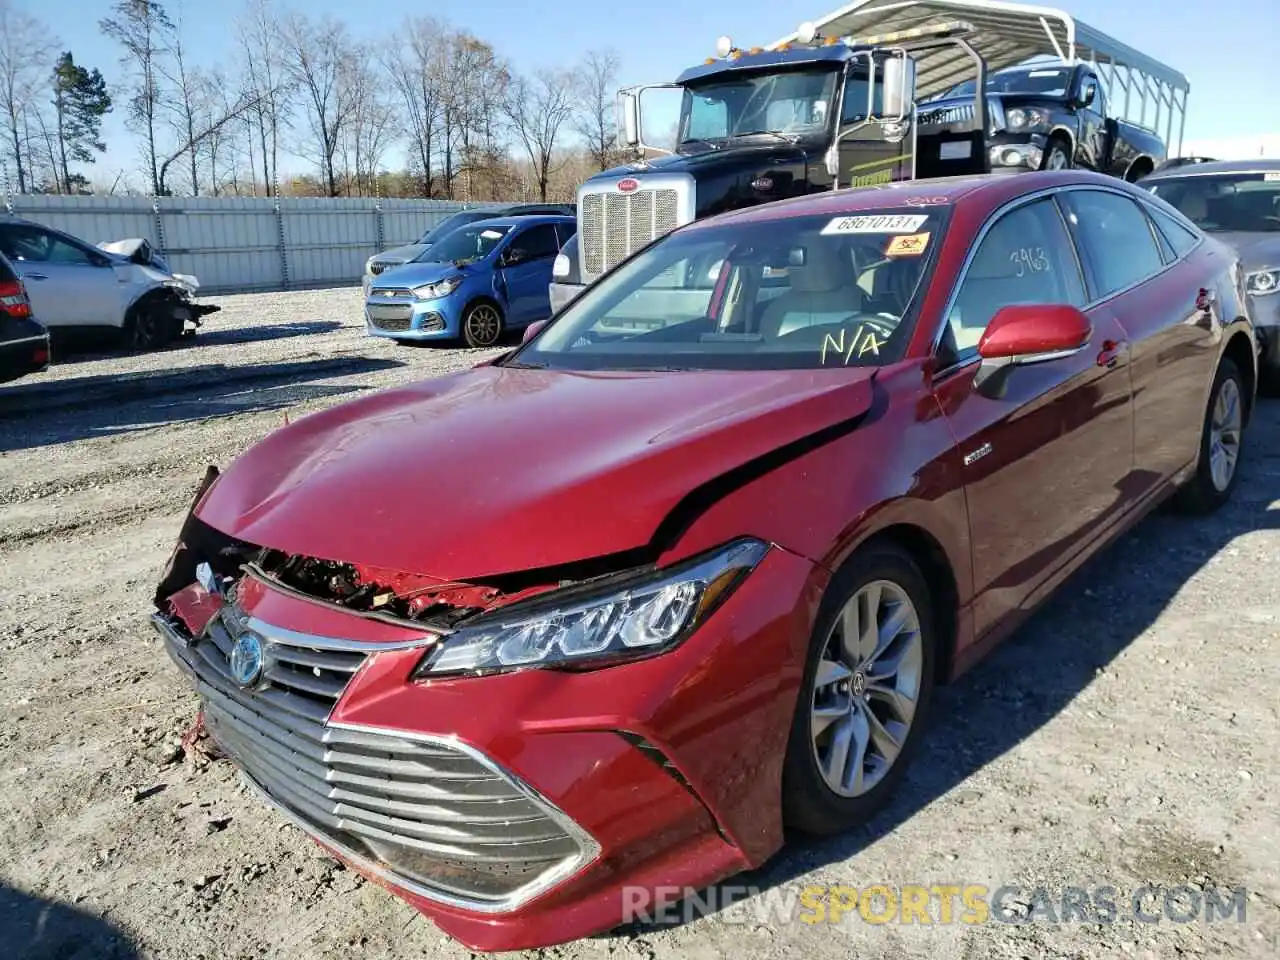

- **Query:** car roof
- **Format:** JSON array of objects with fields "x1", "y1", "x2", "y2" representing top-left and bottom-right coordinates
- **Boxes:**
[
  {"x1": 463, "y1": 214, "x2": 575, "y2": 229},
  {"x1": 1145, "y1": 158, "x2": 1280, "y2": 179}
]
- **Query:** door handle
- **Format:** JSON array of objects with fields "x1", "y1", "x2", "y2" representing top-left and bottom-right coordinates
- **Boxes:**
[
  {"x1": 21, "y1": 272, "x2": 48, "y2": 281},
  {"x1": 1096, "y1": 338, "x2": 1128, "y2": 368}
]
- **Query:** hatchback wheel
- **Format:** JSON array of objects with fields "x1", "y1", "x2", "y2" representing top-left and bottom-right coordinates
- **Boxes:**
[
  {"x1": 782, "y1": 541, "x2": 937, "y2": 835},
  {"x1": 462, "y1": 301, "x2": 504, "y2": 348},
  {"x1": 1175, "y1": 356, "x2": 1245, "y2": 514}
]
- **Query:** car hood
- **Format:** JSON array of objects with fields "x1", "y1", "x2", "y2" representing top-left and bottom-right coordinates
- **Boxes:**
[
  {"x1": 371, "y1": 259, "x2": 475, "y2": 289},
  {"x1": 1213, "y1": 231, "x2": 1280, "y2": 270},
  {"x1": 372, "y1": 242, "x2": 429, "y2": 265},
  {"x1": 195, "y1": 364, "x2": 877, "y2": 580}
]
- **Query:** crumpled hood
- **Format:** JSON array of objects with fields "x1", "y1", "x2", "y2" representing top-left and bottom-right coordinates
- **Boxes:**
[{"x1": 195, "y1": 364, "x2": 877, "y2": 580}]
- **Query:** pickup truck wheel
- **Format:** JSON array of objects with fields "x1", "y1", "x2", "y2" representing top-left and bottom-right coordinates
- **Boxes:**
[
  {"x1": 782, "y1": 541, "x2": 937, "y2": 836},
  {"x1": 1042, "y1": 137, "x2": 1072, "y2": 170}
]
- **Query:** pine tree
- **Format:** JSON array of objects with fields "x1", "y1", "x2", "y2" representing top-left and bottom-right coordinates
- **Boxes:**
[{"x1": 51, "y1": 52, "x2": 113, "y2": 194}]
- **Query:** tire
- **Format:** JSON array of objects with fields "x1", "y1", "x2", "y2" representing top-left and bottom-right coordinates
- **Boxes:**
[
  {"x1": 461, "y1": 300, "x2": 504, "y2": 348},
  {"x1": 782, "y1": 541, "x2": 937, "y2": 836},
  {"x1": 120, "y1": 298, "x2": 178, "y2": 351},
  {"x1": 1042, "y1": 137, "x2": 1072, "y2": 171},
  {"x1": 1174, "y1": 356, "x2": 1245, "y2": 514}
]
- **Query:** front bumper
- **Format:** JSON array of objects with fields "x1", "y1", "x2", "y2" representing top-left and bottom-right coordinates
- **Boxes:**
[
  {"x1": 153, "y1": 545, "x2": 816, "y2": 950},
  {"x1": 986, "y1": 133, "x2": 1046, "y2": 173},
  {"x1": 364, "y1": 294, "x2": 462, "y2": 341},
  {"x1": 548, "y1": 280, "x2": 586, "y2": 315}
]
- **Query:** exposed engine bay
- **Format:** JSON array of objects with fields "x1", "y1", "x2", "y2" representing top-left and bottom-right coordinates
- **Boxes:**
[{"x1": 97, "y1": 237, "x2": 222, "y2": 344}]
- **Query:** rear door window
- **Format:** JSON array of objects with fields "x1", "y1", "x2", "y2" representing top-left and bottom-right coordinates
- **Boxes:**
[{"x1": 1058, "y1": 190, "x2": 1166, "y2": 298}]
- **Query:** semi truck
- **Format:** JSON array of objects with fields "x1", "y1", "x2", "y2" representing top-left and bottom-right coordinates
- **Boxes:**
[{"x1": 548, "y1": 0, "x2": 1189, "y2": 311}]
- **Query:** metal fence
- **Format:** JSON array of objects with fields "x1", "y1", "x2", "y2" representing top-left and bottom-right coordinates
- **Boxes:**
[{"x1": 1, "y1": 195, "x2": 508, "y2": 295}]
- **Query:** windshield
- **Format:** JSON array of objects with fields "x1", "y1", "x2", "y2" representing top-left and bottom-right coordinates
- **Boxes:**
[
  {"x1": 681, "y1": 66, "x2": 840, "y2": 143},
  {"x1": 934, "y1": 66, "x2": 1072, "y2": 100},
  {"x1": 514, "y1": 207, "x2": 948, "y2": 372},
  {"x1": 422, "y1": 224, "x2": 512, "y2": 265},
  {"x1": 416, "y1": 211, "x2": 491, "y2": 245},
  {"x1": 1146, "y1": 173, "x2": 1280, "y2": 233}
]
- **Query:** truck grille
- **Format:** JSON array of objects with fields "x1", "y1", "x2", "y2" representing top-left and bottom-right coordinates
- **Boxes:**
[
  {"x1": 918, "y1": 102, "x2": 975, "y2": 131},
  {"x1": 153, "y1": 607, "x2": 594, "y2": 908},
  {"x1": 579, "y1": 177, "x2": 692, "y2": 281}
]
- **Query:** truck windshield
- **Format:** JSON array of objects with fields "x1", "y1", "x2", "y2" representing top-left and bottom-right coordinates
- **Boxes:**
[
  {"x1": 681, "y1": 66, "x2": 840, "y2": 142},
  {"x1": 934, "y1": 65, "x2": 1072, "y2": 100},
  {"x1": 514, "y1": 207, "x2": 950, "y2": 372},
  {"x1": 1146, "y1": 173, "x2": 1280, "y2": 233}
]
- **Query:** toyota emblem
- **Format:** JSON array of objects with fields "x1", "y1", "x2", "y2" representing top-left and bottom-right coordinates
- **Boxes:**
[
  {"x1": 229, "y1": 630, "x2": 266, "y2": 688},
  {"x1": 617, "y1": 178, "x2": 640, "y2": 193}
]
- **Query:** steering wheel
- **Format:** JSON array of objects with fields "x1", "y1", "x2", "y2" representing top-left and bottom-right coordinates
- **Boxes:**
[{"x1": 840, "y1": 313, "x2": 898, "y2": 341}]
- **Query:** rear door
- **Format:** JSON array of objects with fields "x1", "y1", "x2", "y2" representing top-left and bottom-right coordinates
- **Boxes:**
[
  {"x1": 931, "y1": 193, "x2": 1135, "y2": 639},
  {"x1": 0, "y1": 223, "x2": 123, "y2": 328},
  {"x1": 498, "y1": 223, "x2": 563, "y2": 325},
  {"x1": 1058, "y1": 188, "x2": 1220, "y2": 485}
]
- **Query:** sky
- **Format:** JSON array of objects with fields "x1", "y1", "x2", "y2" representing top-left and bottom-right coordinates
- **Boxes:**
[{"x1": 24, "y1": 0, "x2": 1280, "y2": 186}]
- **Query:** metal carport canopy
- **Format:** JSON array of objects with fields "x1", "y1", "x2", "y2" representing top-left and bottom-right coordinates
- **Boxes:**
[{"x1": 769, "y1": 0, "x2": 1190, "y2": 152}]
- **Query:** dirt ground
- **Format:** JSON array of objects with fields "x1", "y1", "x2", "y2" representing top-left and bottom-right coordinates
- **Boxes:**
[{"x1": 1, "y1": 289, "x2": 1277, "y2": 960}]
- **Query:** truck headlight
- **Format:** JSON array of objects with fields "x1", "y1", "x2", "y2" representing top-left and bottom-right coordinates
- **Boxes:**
[
  {"x1": 414, "y1": 539, "x2": 768, "y2": 677},
  {"x1": 1005, "y1": 107, "x2": 1049, "y2": 132},
  {"x1": 1246, "y1": 269, "x2": 1279, "y2": 296},
  {"x1": 411, "y1": 276, "x2": 463, "y2": 300},
  {"x1": 552, "y1": 253, "x2": 570, "y2": 278}
]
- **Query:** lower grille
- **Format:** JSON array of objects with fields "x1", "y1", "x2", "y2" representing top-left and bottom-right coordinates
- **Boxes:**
[
  {"x1": 367, "y1": 304, "x2": 414, "y2": 332},
  {"x1": 153, "y1": 608, "x2": 595, "y2": 909}
]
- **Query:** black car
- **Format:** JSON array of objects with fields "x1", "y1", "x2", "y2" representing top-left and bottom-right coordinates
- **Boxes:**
[{"x1": 0, "y1": 250, "x2": 50, "y2": 385}]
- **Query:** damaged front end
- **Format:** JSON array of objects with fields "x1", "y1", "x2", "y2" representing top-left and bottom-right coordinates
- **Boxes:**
[{"x1": 99, "y1": 237, "x2": 221, "y2": 346}]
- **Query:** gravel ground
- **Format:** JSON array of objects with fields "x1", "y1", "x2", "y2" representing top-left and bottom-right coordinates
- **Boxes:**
[{"x1": 1, "y1": 287, "x2": 1277, "y2": 960}]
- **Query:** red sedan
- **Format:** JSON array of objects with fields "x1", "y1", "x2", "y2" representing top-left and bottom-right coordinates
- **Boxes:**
[{"x1": 152, "y1": 170, "x2": 1256, "y2": 951}]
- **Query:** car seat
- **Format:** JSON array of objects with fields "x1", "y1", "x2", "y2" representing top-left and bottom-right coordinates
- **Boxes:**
[{"x1": 758, "y1": 242, "x2": 861, "y2": 338}]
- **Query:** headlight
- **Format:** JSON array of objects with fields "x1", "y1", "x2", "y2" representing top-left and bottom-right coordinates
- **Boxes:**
[
  {"x1": 1246, "y1": 269, "x2": 1279, "y2": 296},
  {"x1": 411, "y1": 275, "x2": 463, "y2": 300},
  {"x1": 552, "y1": 253, "x2": 570, "y2": 278},
  {"x1": 415, "y1": 538, "x2": 769, "y2": 678},
  {"x1": 1005, "y1": 107, "x2": 1049, "y2": 132}
]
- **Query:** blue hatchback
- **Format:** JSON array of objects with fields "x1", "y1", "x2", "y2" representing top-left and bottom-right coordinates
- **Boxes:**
[{"x1": 365, "y1": 215, "x2": 575, "y2": 348}]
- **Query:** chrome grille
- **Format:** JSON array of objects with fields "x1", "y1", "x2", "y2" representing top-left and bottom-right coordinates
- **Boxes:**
[
  {"x1": 918, "y1": 103, "x2": 976, "y2": 131},
  {"x1": 580, "y1": 182, "x2": 686, "y2": 280},
  {"x1": 154, "y1": 608, "x2": 592, "y2": 907},
  {"x1": 369, "y1": 261, "x2": 391, "y2": 276}
]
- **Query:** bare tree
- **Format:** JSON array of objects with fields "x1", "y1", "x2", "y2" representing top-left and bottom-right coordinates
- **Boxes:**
[
  {"x1": 504, "y1": 69, "x2": 576, "y2": 202},
  {"x1": 341, "y1": 51, "x2": 395, "y2": 196},
  {"x1": 159, "y1": 8, "x2": 205, "y2": 194},
  {"x1": 574, "y1": 49, "x2": 621, "y2": 172},
  {"x1": 282, "y1": 13, "x2": 359, "y2": 197},
  {"x1": 440, "y1": 33, "x2": 509, "y2": 201},
  {"x1": 0, "y1": 1, "x2": 57, "y2": 192},
  {"x1": 383, "y1": 16, "x2": 447, "y2": 196},
  {"x1": 155, "y1": 86, "x2": 259, "y2": 195},
  {"x1": 100, "y1": 0, "x2": 173, "y2": 195},
  {"x1": 236, "y1": 0, "x2": 291, "y2": 195}
]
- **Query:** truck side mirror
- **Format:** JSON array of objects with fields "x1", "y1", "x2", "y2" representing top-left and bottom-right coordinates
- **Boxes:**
[
  {"x1": 1079, "y1": 80, "x2": 1097, "y2": 107},
  {"x1": 875, "y1": 54, "x2": 916, "y2": 122},
  {"x1": 616, "y1": 90, "x2": 641, "y2": 149}
]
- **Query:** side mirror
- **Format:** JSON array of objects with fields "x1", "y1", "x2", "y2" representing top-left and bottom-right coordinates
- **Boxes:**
[
  {"x1": 875, "y1": 53, "x2": 916, "y2": 122},
  {"x1": 973, "y1": 304, "x2": 1091, "y2": 397},
  {"x1": 1079, "y1": 82, "x2": 1097, "y2": 108},
  {"x1": 522, "y1": 319, "x2": 549, "y2": 343},
  {"x1": 616, "y1": 89, "x2": 641, "y2": 148}
]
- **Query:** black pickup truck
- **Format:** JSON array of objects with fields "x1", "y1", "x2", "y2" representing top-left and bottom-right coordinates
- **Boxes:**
[{"x1": 917, "y1": 61, "x2": 1166, "y2": 181}]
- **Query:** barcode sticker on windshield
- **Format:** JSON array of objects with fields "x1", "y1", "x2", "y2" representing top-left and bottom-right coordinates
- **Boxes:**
[
  {"x1": 821, "y1": 214, "x2": 929, "y2": 235},
  {"x1": 1265, "y1": 172, "x2": 1280, "y2": 181}
]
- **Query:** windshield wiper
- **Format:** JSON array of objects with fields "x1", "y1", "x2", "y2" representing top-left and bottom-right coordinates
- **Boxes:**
[
  {"x1": 680, "y1": 137, "x2": 721, "y2": 151},
  {"x1": 728, "y1": 129, "x2": 799, "y2": 144}
]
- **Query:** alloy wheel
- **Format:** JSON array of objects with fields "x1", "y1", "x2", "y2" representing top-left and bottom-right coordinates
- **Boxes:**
[
  {"x1": 1045, "y1": 148, "x2": 1070, "y2": 170},
  {"x1": 810, "y1": 579, "x2": 923, "y2": 798},
  {"x1": 465, "y1": 304, "x2": 502, "y2": 347},
  {"x1": 1209, "y1": 376, "x2": 1243, "y2": 492}
]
